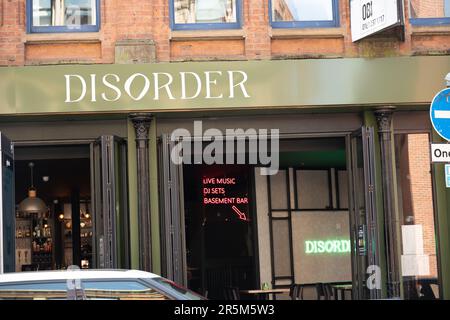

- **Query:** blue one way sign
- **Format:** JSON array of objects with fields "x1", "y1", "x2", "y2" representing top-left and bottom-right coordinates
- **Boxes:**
[{"x1": 430, "y1": 88, "x2": 450, "y2": 141}]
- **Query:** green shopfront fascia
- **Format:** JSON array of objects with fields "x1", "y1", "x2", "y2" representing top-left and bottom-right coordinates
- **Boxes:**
[{"x1": 0, "y1": 56, "x2": 450, "y2": 300}]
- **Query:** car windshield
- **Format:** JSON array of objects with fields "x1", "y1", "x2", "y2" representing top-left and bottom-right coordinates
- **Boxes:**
[{"x1": 151, "y1": 277, "x2": 205, "y2": 300}]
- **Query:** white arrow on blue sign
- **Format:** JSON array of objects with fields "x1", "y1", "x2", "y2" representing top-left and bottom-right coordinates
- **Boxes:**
[{"x1": 430, "y1": 87, "x2": 450, "y2": 141}]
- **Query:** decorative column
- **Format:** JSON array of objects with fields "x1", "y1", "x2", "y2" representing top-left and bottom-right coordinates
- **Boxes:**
[
  {"x1": 374, "y1": 106, "x2": 401, "y2": 298},
  {"x1": 130, "y1": 113, "x2": 153, "y2": 272}
]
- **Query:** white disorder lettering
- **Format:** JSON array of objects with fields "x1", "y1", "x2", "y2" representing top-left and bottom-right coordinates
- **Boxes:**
[{"x1": 64, "y1": 70, "x2": 251, "y2": 103}]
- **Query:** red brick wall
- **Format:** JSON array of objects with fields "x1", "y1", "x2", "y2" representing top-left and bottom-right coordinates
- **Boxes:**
[
  {"x1": 0, "y1": 0, "x2": 449, "y2": 65},
  {"x1": 410, "y1": 0, "x2": 445, "y2": 18},
  {"x1": 405, "y1": 134, "x2": 438, "y2": 278}
]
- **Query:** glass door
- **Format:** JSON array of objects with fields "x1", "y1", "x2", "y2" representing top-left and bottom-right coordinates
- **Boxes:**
[
  {"x1": 91, "y1": 135, "x2": 129, "y2": 269},
  {"x1": 0, "y1": 133, "x2": 15, "y2": 273},
  {"x1": 348, "y1": 126, "x2": 381, "y2": 299}
]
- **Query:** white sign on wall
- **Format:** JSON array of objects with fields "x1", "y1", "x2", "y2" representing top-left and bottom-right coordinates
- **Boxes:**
[
  {"x1": 402, "y1": 225, "x2": 424, "y2": 255},
  {"x1": 401, "y1": 255, "x2": 430, "y2": 277},
  {"x1": 350, "y1": 0, "x2": 401, "y2": 42},
  {"x1": 431, "y1": 144, "x2": 450, "y2": 162}
]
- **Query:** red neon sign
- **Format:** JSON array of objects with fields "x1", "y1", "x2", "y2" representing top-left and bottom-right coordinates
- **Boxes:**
[
  {"x1": 202, "y1": 175, "x2": 249, "y2": 221},
  {"x1": 231, "y1": 205, "x2": 248, "y2": 221}
]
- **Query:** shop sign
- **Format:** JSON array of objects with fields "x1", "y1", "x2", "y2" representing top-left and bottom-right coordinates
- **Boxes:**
[
  {"x1": 1, "y1": 56, "x2": 450, "y2": 115},
  {"x1": 431, "y1": 144, "x2": 450, "y2": 162},
  {"x1": 202, "y1": 175, "x2": 249, "y2": 221},
  {"x1": 350, "y1": 0, "x2": 401, "y2": 42},
  {"x1": 304, "y1": 239, "x2": 351, "y2": 254},
  {"x1": 64, "y1": 71, "x2": 250, "y2": 103}
]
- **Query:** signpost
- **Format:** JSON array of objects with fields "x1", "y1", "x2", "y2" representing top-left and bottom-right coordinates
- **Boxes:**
[
  {"x1": 350, "y1": 0, "x2": 402, "y2": 42},
  {"x1": 430, "y1": 87, "x2": 450, "y2": 189}
]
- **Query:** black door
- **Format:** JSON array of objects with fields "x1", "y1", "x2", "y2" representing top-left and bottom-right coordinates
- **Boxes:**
[
  {"x1": 348, "y1": 126, "x2": 382, "y2": 299},
  {"x1": 91, "y1": 136, "x2": 129, "y2": 269},
  {"x1": 158, "y1": 134, "x2": 187, "y2": 286},
  {"x1": 0, "y1": 133, "x2": 15, "y2": 273}
]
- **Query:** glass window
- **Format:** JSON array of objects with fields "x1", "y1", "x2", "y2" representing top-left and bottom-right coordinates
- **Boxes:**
[
  {"x1": 395, "y1": 133, "x2": 440, "y2": 300},
  {"x1": 171, "y1": 0, "x2": 241, "y2": 30},
  {"x1": 410, "y1": 0, "x2": 450, "y2": 25},
  {"x1": 82, "y1": 280, "x2": 172, "y2": 300},
  {"x1": 28, "y1": 0, "x2": 99, "y2": 33},
  {"x1": 270, "y1": 0, "x2": 339, "y2": 28},
  {"x1": 151, "y1": 278, "x2": 205, "y2": 300},
  {"x1": 0, "y1": 281, "x2": 68, "y2": 300}
]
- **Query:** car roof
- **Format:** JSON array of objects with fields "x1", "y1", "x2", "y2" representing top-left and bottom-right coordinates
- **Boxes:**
[{"x1": 0, "y1": 269, "x2": 160, "y2": 283}]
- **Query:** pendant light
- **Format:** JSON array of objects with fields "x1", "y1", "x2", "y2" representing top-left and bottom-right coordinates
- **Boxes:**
[{"x1": 18, "y1": 162, "x2": 48, "y2": 215}]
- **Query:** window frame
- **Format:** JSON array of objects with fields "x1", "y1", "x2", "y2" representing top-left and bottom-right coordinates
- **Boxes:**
[
  {"x1": 269, "y1": 0, "x2": 340, "y2": 29},
  {"x1": 170, "y1": 0, "x2": 242, "y2": 31},
  {"x1": 26, "y1": 0, "x2": 101, "y2": 33},
  {"x1": 409, "y1": 0, "x2": 450, "y2": 26}
]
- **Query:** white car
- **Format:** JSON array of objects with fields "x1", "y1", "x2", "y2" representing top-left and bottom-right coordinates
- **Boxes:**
[{"x1": 0, "y1": 269, "x2": 205, "y2": 300}]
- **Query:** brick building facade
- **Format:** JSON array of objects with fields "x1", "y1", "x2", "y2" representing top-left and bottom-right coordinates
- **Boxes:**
[
  {"x1": 1, "y1": 0, "x2": 450, "y2": 66},
  {"x1": 1, "y1": 0, "x2": 450, "y2": 300}
]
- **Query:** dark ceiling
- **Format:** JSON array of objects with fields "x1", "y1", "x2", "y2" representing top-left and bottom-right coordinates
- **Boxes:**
[{"x1": 15, "y1": 158, "x2": 91, "y2": 205}]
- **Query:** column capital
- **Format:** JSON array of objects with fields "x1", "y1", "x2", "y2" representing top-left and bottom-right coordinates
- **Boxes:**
[
  {"x1": 129, "y1": 113, "x2": 153, "y2": 140},
  {"x1": 374, "y1": 106, "x2": 396, "y2": 133}
]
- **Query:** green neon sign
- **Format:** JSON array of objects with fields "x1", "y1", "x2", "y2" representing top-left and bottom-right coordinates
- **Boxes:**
[{"x1": 305, "y1": 239, "x2": 351, "y2": 254}]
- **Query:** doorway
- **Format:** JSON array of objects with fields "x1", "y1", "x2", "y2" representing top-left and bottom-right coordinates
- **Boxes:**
[
  {"x1": 255, "y1": 136, "x2": 353, "y2": 299},
  {"x1": 1, "y1": 133, "x2": 130, "y2": 272},
  {"x1": 157, "y1": 128, "x2": 380, "y2": 299},
  {"x1": 183, "y1": 164, "x2": 257, "y2": 299},
  {"x1": 14, "y1": 145, "x2": 91, "y2": 271},
  {"x1": 254, "y1": 131, "x2": 380, "y2": 300}
]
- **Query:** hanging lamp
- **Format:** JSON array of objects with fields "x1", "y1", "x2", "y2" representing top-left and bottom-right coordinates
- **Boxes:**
[{"x1": 18, "y1": 162, "x2": 47, "y2": 215}]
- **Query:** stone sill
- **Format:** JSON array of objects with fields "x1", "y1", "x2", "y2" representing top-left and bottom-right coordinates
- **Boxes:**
[
  {"x1": 25, "y1": 59, "x2": 100, "y2": 66},
  {"x1": 170, "y1": 55, "x2": 247, "y2": 62},
  {"x1": 411, "y1": 25, "x2": 450, "y2": 36},
  {"x1": 270, "y1": 28, "x2": 345, "y2": 39},
  {"x1": 170, "y1": 30, "x2": 245, "y2": 41},
  {"x1": 24, "y1": 32, "x2": 101, "y2": 44}
]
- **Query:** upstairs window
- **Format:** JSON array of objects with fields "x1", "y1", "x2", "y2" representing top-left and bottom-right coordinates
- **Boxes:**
[
  {"x1": 270, "y1": 0, "x2": 339, "y2": 28},
  {"x1": 410, "y1": 0, "x2": 450, "y2": 25},
  {"x1": 171, "y1": 0, "x2": 241, "y2": 30},
  {"x1": 27, "y1": 0, "x2": 100, "y2": 33}
]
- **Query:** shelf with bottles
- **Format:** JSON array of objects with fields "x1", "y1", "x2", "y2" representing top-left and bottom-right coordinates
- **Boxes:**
[
  {"x1": 32, "y1": 238, "x2": 53, "y2": 254},
  {"x1": 15, "y1": 225, "x2": 32, "y2": 239},
  {"x1": 31, "y1": 237, "x2": 53, "y2": 270}
]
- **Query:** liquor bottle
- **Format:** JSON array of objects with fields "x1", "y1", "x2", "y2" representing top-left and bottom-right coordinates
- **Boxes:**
[
  {"x1": 25, "y1": 227, "x2": 31, "y2": 238},
  {"x1": 18, "y1": 227, "x2": 23, "y2": 238}
]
